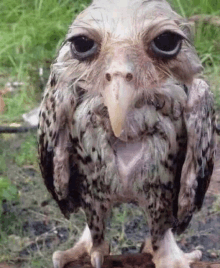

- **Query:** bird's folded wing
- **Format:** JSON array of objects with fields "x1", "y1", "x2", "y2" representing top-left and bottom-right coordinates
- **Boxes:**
[
  {"x1": 178, "y1": 78, "x2": 216, "y2": 223},
  {"x1": 38, "y1": 70, "x2": 80, "y2": 219}
]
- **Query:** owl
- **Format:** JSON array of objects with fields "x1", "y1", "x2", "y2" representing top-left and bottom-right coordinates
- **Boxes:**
[{"x1": 38, "y1": 0, "x2": 216, "y2": 267}]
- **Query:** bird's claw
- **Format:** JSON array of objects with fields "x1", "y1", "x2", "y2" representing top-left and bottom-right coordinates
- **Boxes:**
[
  {"x1": 53, "y1": 259, "x2": 61, "y2": 268},
  {"x1": 91, "y1": 251, "x2": 103, "y2": 268},
  {"x1": 52, "y1": 250, "x2": 65, "y2": 268}
]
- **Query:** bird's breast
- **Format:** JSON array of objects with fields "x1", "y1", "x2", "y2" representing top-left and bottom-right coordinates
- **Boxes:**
[
  {"x1": 73, "y1": 92, "x2": 186, "y2": 204},
  {"x1": 112, "y1": 139, "x2": 146, "y2": 191}
]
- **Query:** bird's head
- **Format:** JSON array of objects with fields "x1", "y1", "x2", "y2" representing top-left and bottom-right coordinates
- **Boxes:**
[{"x1": 59, "y1": 0, "x2": 202, "y2": 138}]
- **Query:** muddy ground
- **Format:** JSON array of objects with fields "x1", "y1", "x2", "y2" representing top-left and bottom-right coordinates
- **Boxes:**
[{"x1": 0, "y1": 134, "x2": 220, "y2": 268}]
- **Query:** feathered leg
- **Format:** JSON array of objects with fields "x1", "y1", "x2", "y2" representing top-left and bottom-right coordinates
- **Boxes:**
[
  {"x1": 52, "y1": 208, "x2": 110, "y2": 268},
  {"x1": 141, "y1": 188, "x2": 201, "y2": 268},
  {"x1": 84, "y1": 201, "x2": 110, "y2": 268}
]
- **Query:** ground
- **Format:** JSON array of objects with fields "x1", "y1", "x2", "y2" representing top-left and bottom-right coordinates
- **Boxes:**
[{"x1": 0, "y1": 132, "x2": 220, "y2": 268}]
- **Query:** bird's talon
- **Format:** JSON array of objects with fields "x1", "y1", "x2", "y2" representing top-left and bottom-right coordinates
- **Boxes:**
[
  {"x1": 53, "y1": 259, "x2": 61, "y2": 268},
  {"x1": 52, "y1": 250, "x2": 65, "y2": 268},
  {"x1": 94, "y1": 256, "x2": 102, "y2": 268},
  {"x1": 91, "y1": 252, "x2": 103, "y2": 268}
]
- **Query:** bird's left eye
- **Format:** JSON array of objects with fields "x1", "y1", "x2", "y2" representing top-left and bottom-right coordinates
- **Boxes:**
[
  {"x1": 69, "y1": 35, "x2": 98, "y2": 60},
  {"x1": 151, "y1": 31, "x2": 183, "y2": 58}
]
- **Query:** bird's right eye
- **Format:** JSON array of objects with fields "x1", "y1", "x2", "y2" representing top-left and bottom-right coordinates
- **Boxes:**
[
  {"x1": 150, "y1": 31, "x2": 183, "y2": 59},
  {"x1": 69, "y1": 35, "x2": 98, "y2": 61}
]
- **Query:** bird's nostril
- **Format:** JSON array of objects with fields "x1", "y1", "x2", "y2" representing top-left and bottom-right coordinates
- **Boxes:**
[
  {"x1": 126, "y1": 73, "x2": 133, "y2": 82},
  {"x1": 105, "y1": 73, "x2": 111, "y2": 82},
  {"x1": 106, "y1": 72, "x2": 133, "y2": 82}
]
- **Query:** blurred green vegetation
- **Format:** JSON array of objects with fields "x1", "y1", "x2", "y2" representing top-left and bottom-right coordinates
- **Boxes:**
[
  {"x1": 0, "y1": 177, "x2": 17, "y2": 215},
  {"x1": 13, "y1": 134, "x2": 38, "y2": 167},
  {"x1": 171, "y1": 0, "x2": 220, "y2": 16},
  {"x1": 0, "y1": 0, "x2": 90, "y2": 78},
  {"x1": 171, "y1": 0, "x2": 220, "y2": 66},
  {"x1": 0, "y1": 0, "x2": 90, "y2": 122}
]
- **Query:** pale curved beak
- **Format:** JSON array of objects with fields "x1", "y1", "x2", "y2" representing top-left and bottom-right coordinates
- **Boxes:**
[{"x1": 103, "y1": 76, "x2": 134, "y2": 137}]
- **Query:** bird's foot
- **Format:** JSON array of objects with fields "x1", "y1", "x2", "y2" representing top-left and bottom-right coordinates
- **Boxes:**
[
  {"x1": 185, "y1": 249, "x2": 202, "y2": 264},
  {"x1": 151, "y1": 229, "x2": 202, "y2": 268},
  {"x1": 52, "y1": 225, "x2": 93, "y2": 268},
  {"x1": 90, "y1": 241, "x2": 110, "y2": 268},
  {"x1": 153, "y1": 249, "x2": 202, "y2": 268},
  {"x1": 52, "y1": 242, "x2": 91, "y2": 268}
]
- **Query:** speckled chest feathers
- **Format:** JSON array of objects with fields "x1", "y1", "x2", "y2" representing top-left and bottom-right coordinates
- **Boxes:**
[{"x1": 38, "y1": 0, "x2": 216, "y2": 240}]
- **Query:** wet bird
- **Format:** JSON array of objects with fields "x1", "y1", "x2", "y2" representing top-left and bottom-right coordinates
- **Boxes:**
[{"x1": 38, "y1": 0, "x2": 216, "y2": 267}]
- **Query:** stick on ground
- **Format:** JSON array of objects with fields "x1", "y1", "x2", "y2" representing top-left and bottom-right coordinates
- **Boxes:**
[{"x1": 0, "y1": 125, "x2": 37, "y2": 133}]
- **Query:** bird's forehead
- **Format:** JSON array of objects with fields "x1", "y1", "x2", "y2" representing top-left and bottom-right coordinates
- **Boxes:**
[{"x1": 68, "y1": 0, "x2": 181, "y2": 40}]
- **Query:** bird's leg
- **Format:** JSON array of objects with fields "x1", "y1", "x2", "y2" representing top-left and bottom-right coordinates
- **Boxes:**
[
  {"x1": 52, "y1": 200, "x2": 110, "y2": 268},
  {"x1": 142, "y1": 190, "x2": 202, "y2": 268},
  {"x1": 52, "y1": 224, "x2": 93, "y2": 268},
  {"x1": 85, "y1": 202, "x2": 110, "y2": 268}
]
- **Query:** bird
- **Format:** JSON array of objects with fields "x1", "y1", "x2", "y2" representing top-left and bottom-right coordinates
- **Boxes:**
[{"x1": 38, "y1": 0, "x2": 216, "y2": 267}]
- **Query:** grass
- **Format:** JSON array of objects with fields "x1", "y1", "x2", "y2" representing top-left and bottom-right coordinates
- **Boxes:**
[
  {"x1": 0, "y1": 0, "x2": 90, "y2": 122},
  {"x1": 171, "y1": 0, "x2": 220, "y2": 16},
  {"x1": 13, "y1": 134, "x2": 38, "y2": 167},
  {"x1": 170, "y1": 0, "x2": 220, "y2": 111},
  {"x1": 0, "y1": 0, "x2": 220, "y2": 267},
  {"x1": 0, "y1": 0, "x2": 90, "y2": 77}
]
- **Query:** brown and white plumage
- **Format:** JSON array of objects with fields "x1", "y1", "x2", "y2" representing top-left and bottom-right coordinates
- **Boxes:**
[{"x1": 38, "y1": 0, "x2": 216, "y2": 267}]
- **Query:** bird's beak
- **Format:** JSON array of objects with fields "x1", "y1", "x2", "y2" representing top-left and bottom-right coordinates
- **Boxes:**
[{"x1": 103, "y1": 76, "x2": 134, "y2": 137}]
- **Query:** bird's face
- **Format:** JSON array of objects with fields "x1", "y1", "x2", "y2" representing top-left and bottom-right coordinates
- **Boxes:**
[{"x1": 64, "y1": 0, "x2": 202, "y2": 138}]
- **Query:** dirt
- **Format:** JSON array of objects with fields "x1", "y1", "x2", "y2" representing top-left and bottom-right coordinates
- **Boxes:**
[{"x1": 0, "y1": 134, "x2": 220, "y2": 267}]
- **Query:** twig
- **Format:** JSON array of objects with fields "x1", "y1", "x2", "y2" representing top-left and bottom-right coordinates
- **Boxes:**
[{"x1": 0, "y1": 125, "x2": 37, "y2": 133}]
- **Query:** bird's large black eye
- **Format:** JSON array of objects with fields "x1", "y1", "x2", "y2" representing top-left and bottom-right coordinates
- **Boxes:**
[
  {"x1": 73, "y1": 36, "x2": 94, "y2": 53},
  {"x1": 69, "y1": 35, "x2": 98, "y2": 60},
  {"x1": 151, "y1": 31, "x2": 183, "y2": 58}
]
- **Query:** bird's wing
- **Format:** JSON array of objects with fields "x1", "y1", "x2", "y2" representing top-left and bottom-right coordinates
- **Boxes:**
[
  {"x1": 38, "y1": 66, "x2": 82, "y2": 219},
  {"x1": 177, "y1": 78, "x2": 216, "y2": 226}
]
